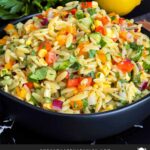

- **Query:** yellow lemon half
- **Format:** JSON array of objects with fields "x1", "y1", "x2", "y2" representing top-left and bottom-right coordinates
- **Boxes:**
[{"x1": 96, "y1": 0, "x2": 141, "y2": 16}]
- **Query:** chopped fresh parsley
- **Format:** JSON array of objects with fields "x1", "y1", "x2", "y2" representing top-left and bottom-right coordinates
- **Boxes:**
[
  {"x1": 75, "y1": 10, "x2": 84, "y2": 19},
  {"x1": 87, "y1": 8, "x2": 96, "y2": 16},
  {"x1": 100, "y1": 38, "x2": 107, "y2": 48},
  {"x1": 129, "y1": 42, "x2": 144, "y2": 51},
  {"x1": 83, "y1": 99, "x2": 88, "y2": 110},
  {"x1": 87, "y1": 71, "x2": 95, "y2": 78},
  {"x1": 70, "y1": 62, "x2": 81, "y2": 70}
]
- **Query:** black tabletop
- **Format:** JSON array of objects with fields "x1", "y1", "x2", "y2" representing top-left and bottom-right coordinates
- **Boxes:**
[{"x1": 0, "y1": 0, "x2": 150, "y2": 144}]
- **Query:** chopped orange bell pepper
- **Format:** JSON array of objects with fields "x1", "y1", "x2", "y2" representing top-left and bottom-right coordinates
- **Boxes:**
[
  {"x1": 70, "y1": 100, "x2": 83, "y2": 110},
  {"x1": 4, "y1": 24, "x2": 18, "y2": 37},
  {"x1": 0, "y1": 36, "x2": 9, "y2": 45},
  {"x1": 4, "y1": 60, "x2": 15, "y2": 70},
  {"x1": 56, "y1": 35, "x2": 67, "y2": 46},
  {"x1": 98, "y1": 52, "x2": 107, "y2": 63},
  {"x1": 16, "y1": 87, "x2": 27, "y2": 100}
]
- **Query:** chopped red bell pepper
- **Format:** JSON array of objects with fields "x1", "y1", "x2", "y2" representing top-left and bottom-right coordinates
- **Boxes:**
[
  {"x1": 81, "y1": 2, "x2": 92, "y2": 9},
  {"x1": 95, "y1": 26, "x2": 107, "y2": 35},
  {"x1": 38, "y1": 40, "x2": 52, "y2": 51},
  {"x1": 24, "y1": 82, "x2": 34, "y2": 89},
  {"x1": 70, "y1": 8, "x2": 77, "y2": 15},
  {"x1": 117, "y1": 59, "x2": 134, "y2": 73},
  {"x1": 119, "y1": 18, "x2": 125, "y2": 24},
  {"x1": 100, "y1": 16, "x2": 109, "y2": 26},
  {"x1": 67, "y1": 78, "x2": 80, "y2": 87},
  {"x1": 45, "y1": 52, "x2": 57, "y2": 65}
]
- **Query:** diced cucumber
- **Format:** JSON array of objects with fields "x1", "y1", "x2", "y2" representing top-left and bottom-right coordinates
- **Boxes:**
[{"x1": 89, "y1": 33, "x2": 101, "y2": 44}]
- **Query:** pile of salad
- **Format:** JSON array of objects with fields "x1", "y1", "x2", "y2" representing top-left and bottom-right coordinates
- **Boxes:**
[{"x1": 0, "y1": 1, "x2": 150, "y2": 114}]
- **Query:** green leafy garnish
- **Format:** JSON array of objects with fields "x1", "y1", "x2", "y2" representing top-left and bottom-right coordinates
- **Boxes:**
[
  {"x1": 129, "y1": 42, "x2": 144, "y2": 51},
  {"x1": 100, "y1": 38, "x2": 107, "y2": 48},
  {"x1": 70, "y1": 62, "x2": 81, "y2": 70},
  {"x1": 53, "y1": 61, "x2": 70, "y2": 71},
  {"x1": 88, "y1": 49, "x2": 97, "y2": 58},
  {"x1": 87, "y1": 71, "x2": 95, "y2": 78},
  {"x1": 87, "y1": 8, "x2": 96, "y2": 16},
  {"x1": 110, "y1": 16, "x2": 116, "y2": 21},
  {"x1": 125, "y1": 43, "x2": 130, "y2": 50},
  {"x1": 83, "y1": 99, "x2": 88, "y2": 110},
  {"x1": 0, "y1": 0, "x2": 23, "y2": 19},
  {"x1": 75, "y1": 10, "x2": 84, "y2": 19},
  {"x1": 28, "y1": 67, "x2": 48, "y2": 81}
]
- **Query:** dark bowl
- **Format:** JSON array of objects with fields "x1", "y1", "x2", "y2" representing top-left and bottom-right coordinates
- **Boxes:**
[{"x1": 0, "y1": 15, "x2": 150, "y2": 141}]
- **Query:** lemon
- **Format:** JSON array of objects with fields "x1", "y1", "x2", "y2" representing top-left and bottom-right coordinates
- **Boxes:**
[{"x1": 96, "y1": 0, "x2": 141, "y2": 16}]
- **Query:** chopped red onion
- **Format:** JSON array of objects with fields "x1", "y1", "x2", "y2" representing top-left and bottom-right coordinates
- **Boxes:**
[
  {"x1": 140, "y1": 81, "x2": 148, "y2": 91},
  {"x1": 41, "y1": 18, "x2": 49, "y2": 26},
  {"x1": 52, "y1": 99, "x2": 63, "y2": 110}
]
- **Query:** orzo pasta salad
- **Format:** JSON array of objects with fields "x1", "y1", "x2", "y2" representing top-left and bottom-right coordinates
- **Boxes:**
[{"x1": 0, "y1": 1, "x2": 150, "y2": 114}]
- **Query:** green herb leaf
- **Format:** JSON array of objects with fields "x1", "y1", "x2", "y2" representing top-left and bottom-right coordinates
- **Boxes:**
[
  {"x1": 88, "y1": 49, "x2": 96, "y2": 58},
  {"x1": 28, "y1": 67, "x2": 48, "y2": 81},
  {"x1": 0, "y1": 0, "x2": 23, "y2": 14},
  {"x1": 87, "y1": 71, "x2": 95, "y2": 78},
  {"x1": 70, "y1": 62, "x2": 81, "y2": 70},
  {"x1": 100, "y1": 38, "x2": 107, "y2": 48},
  {"x1": 83, "y1": 99, "x2": 88, "y2": 110},
  {"x1": 75, "y1": 10, "x2": 84, "y2": 19},
  {"x1": 110, "y1": 16, "x2": 116, "y2": 21},
  {"x1": 87, "y1": 8, "x2": 96, "y2": 16},
  {"x1": 53, "y1": 61, "x2": 70, "y2": 71},
  {"x1": 129, "y1": 42, "x2": 144, "y2": 51}
]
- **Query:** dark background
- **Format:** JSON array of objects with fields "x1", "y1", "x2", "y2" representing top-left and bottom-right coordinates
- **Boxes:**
[{"x1": 0, "y1": 0, "x2": 150, "y2": 144}]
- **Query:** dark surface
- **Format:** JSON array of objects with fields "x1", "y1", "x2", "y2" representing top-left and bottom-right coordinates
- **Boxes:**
[
  {"x1": 1, "y1": 116, "x2": 150, "y2": 144},
  {"x1": 0, "y1": 0, "x2": 150, "y2": 144}
]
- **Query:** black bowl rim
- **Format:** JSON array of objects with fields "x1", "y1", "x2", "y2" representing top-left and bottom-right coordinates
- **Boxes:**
[{"x1": 0, "y1": 14, "x2": 150, "y2": 118}]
